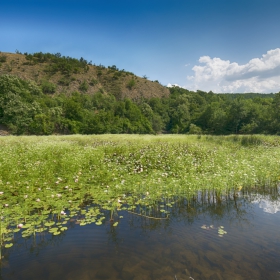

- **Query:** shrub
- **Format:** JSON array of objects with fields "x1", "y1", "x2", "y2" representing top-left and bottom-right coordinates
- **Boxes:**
[
  {"x1": 188, "y1": 124, "x2": 203, "y2": 134},
  {"x1": 126, "y1": 79, "x2": 136, "y2": 90},
  {"x1": 41, "y1": 80, "x2": 56, "y2": 94},
  {"x1": 79, "y1": 81, "x2": 89, "y2": 92},
  {"x1": 90, "y1": 78, "x2": 98, "y2": 86},
  {"x1": 0, "y1": 55, "x2": 7, "y2": 63}
]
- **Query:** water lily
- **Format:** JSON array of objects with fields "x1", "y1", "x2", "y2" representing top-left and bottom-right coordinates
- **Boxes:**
[
  {"x1": 17, "y1": 223, "x2": 23, "y2": 228},
  {"x1": 4, "y1": 204, "x2": 8, "y2": 207},
  {"x1": 36, "y1": 198, "x2": 40, "y2": 202},
  {"x1": 0, "y1": 192, "x2": 3, "y2": 195},
  {"x1": 61, "y1": 210, "x2": 66, "y2": 215},
  {"x1": 24, "y1": 195, "x2": 28, "y2": 199}
]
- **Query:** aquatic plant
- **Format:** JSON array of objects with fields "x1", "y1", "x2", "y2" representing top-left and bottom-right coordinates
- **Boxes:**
[{"x1": 0, "y1": 134, "x2": 279, "y2": 255}]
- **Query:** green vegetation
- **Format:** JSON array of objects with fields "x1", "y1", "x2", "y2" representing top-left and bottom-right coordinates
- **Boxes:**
[
  {"x1": 126, "y1": 78, "x2": 136, "y2": 90},
  {"x1": 0, "y1": 134, "x2": 279, "y2": 251},
  {"x1": 41, "y1": 80, "x2": 56, "y2": 94},
  {"x1": 1, "y1": 73, "x2": 280, "y2": 135},
  {"x1": 0, "y1": 55, "x2": 7, "y2": 63},
  {"x1": 79, "y1": 80, "x2": 89, "y2": 92},
  {"x1": 24, "y1": 52, "x2": 89, "y2": 75}
]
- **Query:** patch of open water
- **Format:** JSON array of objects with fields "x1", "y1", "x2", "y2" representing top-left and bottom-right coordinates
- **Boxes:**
[{"x1": 1, "y1": 187, "x2": 280, "y2": 280}]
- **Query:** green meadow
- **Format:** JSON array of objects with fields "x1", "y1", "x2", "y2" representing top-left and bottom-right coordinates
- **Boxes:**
[{"x1": 0, "y1": 134, "x2": 279, "y2": 252}]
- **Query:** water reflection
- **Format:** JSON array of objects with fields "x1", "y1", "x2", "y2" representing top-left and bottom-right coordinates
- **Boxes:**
[
  {"x1": 250, "y1": 186, "x2": 280, "y2": 214},
  {"x1": 1, "y1": 186, "x2": 280, "y2": 279}
]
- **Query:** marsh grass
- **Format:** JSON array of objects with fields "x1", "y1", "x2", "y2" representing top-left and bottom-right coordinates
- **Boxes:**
[{"x1": 0, "y1": 134, "x2": 279, "y2": 252}]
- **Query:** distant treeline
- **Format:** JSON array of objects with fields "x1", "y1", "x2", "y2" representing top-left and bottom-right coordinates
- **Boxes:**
[{"x1": 0, "y1": 74, "x2": 280, "y2": 135}]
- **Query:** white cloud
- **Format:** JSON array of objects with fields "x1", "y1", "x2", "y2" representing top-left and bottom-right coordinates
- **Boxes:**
[
  {"x1": 186, "y1": 48, "x2": 280, "y2": 93},
  {"x1": 167, "y1": 83, "x2": 183, "y2": 88}
]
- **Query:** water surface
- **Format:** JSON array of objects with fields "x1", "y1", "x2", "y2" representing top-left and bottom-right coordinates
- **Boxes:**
[{"x1": 1, "y1": 187, "x2": 280, "y2": 280}]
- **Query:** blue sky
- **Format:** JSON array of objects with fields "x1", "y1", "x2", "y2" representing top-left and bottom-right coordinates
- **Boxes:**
[{"x1": 1, "y1": 0, "x2": 280, "y2": 93}]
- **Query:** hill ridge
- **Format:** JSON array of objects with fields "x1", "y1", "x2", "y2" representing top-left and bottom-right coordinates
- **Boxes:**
[{"x1": 0, "y1": 52, "x2": 169, "y2": 100}]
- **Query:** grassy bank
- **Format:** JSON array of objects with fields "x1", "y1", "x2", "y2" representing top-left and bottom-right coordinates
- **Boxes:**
[{"x1": 0, "y1": 134, "x2": 279, "y2": 247}]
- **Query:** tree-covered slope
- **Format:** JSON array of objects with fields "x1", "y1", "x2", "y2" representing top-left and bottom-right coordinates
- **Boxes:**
[{"x1": 0, "y1": 51, "x2": 280, "y2": 136}]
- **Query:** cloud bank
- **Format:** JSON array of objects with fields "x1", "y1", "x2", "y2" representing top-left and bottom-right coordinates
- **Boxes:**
[{"x1": 186, "y1": 48, "x2": 280, "y2": 93}]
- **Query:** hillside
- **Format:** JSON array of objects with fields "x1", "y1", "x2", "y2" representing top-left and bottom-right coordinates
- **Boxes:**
[
  {"x1": 0, "y1": 52, "x2": 169, "y2": 100},
  {"x1": 0, "y1": 51, "x2": 279, "y2": 136}
]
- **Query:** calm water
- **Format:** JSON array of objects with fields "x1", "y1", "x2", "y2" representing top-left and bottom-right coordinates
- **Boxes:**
[{"x1": 1, "y1": 187, "x2": 280, "y2": 280}]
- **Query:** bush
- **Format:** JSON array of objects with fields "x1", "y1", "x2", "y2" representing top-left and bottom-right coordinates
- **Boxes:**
[
  {"x1": 90, "y1": 78, "x2": 98, "y2": 86},
  {"x1": 0, "y1": 55, "x2": 7, "y2": 63},
  {"x1": 41, "y1": 80, "x2": 56, "y2": 94},
  {"x1": 126, "y1": 79, "x2": 136, "y2": 90},
  {"x1": 188, "y1": 124, "x2": 203, "y2": 134},
  {"x1": 79, "y1": 81, "x2": 89, "y2": 92}
]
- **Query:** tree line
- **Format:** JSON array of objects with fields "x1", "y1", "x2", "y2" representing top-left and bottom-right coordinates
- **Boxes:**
[{"x1": 0, "y1": 74, "x2": 280, "y2": 135}]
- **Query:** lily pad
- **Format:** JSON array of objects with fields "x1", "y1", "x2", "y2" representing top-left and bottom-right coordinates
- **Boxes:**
[
  {"x1": 22, "y1": 224, "x2": 32, "y2": 228},
  {"x1": 45, "y1": 221, "x2": 55, "y2": 227},
  {"x1": 49, "y1": 227, "x2": 59, "y2": 233}
]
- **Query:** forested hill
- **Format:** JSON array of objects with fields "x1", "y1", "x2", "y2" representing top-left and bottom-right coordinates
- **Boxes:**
[
  {"x1": 0, "y1": 52, "x2": 169, "y2": 100},
  {"x1": 0, "y1": 51, "x2": 280, "y2": 136}
]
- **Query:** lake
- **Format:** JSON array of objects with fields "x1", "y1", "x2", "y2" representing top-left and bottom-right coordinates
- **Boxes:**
[{"x1": 1, "y1": 186, "x2": 280, "y2": 280}]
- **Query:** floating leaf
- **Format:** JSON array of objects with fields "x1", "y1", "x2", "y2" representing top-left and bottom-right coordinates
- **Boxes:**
[
  {"x1": 4, "y1": 237, "x2": 12, "y2": 242},
  {"x1": 45, "y1": 221, "x2": 55, "y2": 227},
  {"x1": 53, "y1": 231, "x2": 61, "y2": 235},
  {"x1": 5, "y1": 243, "x2": 13, "y2": 248},
  {"x1": 95, "y1": 221, "x2": 102, "y2": 225},
  {"x1": 49, "y1": 227, "x2": 59, "y2": 233},
  {"x1": 22, "y1": 232, "x2": 32, "y2": 238},
  {"x1": 113, "y1": 222, "x2": 118, "y2": 227},
  {"x1": 22, "y1": 224, "x2": 31, "y2": 228}
]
